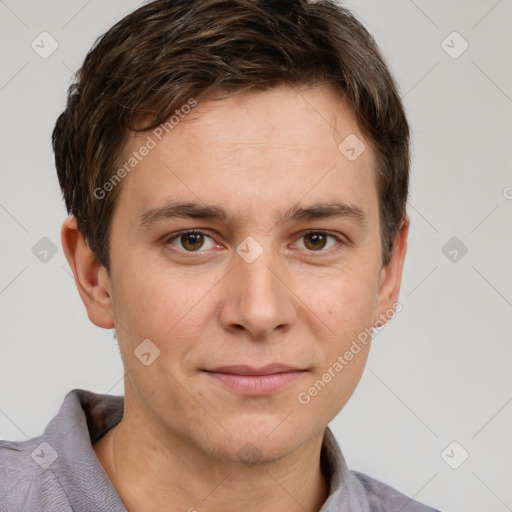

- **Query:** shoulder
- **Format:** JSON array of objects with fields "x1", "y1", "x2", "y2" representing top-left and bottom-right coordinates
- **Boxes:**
[
  {"x1": 0, "y1": 389, "x2": 124, "y2": 512},
  {"x1": 0, "y1": 435, "x2": 72, "y2": 511},
  {"x1": 351, "y1": 470, "x2": 442, "y2": 512}
]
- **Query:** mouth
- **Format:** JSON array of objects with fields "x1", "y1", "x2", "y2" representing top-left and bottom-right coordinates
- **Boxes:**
[{"x1": 202, "y1": 364, "x2": 307, "y2": 396}]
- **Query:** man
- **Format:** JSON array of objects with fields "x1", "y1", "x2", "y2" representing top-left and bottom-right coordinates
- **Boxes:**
[{"x1": 0, "y1": 0, "x2": 441, "y2": 510}]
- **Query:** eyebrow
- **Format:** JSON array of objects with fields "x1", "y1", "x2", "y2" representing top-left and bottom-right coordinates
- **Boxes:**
[{"x1": 137, "y1": 200, "x2": 366, "y2": 230}]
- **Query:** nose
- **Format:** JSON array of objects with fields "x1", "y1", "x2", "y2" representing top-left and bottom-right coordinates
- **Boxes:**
[{"x1": 219, "y1": 242, "x2": 297, "y2": 340}]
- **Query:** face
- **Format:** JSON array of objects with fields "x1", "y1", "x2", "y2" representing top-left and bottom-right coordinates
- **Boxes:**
[{"x1": 91, "y1": 84, "x2": 405, "y2": 464}]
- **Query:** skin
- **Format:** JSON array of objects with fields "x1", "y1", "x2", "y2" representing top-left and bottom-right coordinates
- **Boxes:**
[{"x1": 62, "y1": 83, "x2": 408, "y2": 512}]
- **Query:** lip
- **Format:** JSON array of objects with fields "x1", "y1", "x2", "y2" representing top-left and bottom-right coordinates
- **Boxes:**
[
  {"x1": 202, "y1": 364, "x2": 306, "y2": 396},
  {"x1": 206, "y1": 364, "x2": 302, "y2": 376}
]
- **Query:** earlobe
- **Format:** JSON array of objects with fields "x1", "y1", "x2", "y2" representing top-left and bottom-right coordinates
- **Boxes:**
[
  {"x1": 375, "y1": 217, "x2": 409, "y2": 323},
  {"x1": 61, "y1": 216, "x2": 115, "y2": 329}
]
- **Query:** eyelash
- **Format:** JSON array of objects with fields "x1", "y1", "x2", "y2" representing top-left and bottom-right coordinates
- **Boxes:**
[{"x1": 163, "y1": 229, "x2": 345, "y2": 257}]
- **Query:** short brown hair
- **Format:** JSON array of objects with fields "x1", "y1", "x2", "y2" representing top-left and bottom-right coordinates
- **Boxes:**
[{"x1": 53, "y1": 0, "x2": 409, "y2": 271}]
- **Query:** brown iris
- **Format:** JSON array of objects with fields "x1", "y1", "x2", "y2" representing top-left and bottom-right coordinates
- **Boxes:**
[
  {"x1": 303, "y1": 232, "x2": 328, "y2": 251},
  {"x1": 180, "y1": 232, "x2": 205, "y2": 251}
]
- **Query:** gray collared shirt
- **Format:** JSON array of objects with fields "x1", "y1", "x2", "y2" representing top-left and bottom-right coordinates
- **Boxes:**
[{"x1": 0, "y1": 389, "x2": 441, "y2": 511}]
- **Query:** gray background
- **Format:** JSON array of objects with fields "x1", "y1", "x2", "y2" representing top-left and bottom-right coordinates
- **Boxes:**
[{"x1": 1, "y1": 1, "x2": 511, "y2": 511}]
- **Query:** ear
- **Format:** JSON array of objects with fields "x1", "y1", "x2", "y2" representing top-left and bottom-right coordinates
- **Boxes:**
[
  {"x1": 61, "y1": 216, "x2": 115, "y2": 329},
  {"x1": 374, "y1": 217, "x2": 409, "y2": 324}
]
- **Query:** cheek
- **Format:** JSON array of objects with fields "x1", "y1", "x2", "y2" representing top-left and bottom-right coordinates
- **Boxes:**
[
  {"x1": 296, "y1": 334, "x2": 371, "y2": 428},
  {"x1": 297, "y1": 266, "x2": 379, "y2": 340},
  {"x1": 295, "y1": 268, "x2": 377, "y2": 403},
  {"x1": 111, "y1": 260, "x2": 221, "y2": 347}
]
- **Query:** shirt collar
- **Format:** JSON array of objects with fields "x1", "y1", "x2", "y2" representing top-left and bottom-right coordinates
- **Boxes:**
[
  {"x1": 44, "y1": 389, "x2": 127, "y2": 511},
  {"x1": 319, "y1": 427, "x2": 371, "y2": 511},
  {"x1": 45, "y1": 389, "x2": 370, "y2": 512}
]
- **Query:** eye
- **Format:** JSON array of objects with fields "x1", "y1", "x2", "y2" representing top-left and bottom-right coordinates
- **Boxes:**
[
  {"x1": 294, "y1": 231, "x2": 342, "y2": 252},
  {"x1": 164, "y1": 229, "x2": 344, "y2": 256},
  {"x1": 166, "y1": 230, "x2": 217, "y2": 252}
]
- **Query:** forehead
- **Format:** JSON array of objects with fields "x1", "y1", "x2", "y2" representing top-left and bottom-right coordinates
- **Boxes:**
[{"x1": 113, "y1": 84, "x2": 378, "y2": 228}]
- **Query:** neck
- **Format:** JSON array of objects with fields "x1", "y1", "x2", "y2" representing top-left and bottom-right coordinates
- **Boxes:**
[{"x1": 93, "y1": 395, "x2": 330, "y2": 512}]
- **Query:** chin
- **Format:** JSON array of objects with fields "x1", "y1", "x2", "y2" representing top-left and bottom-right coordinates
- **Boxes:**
[
  {"x1": 212, "y1": 438, "x2": 296, "y2": 466},
  {"x1": 200, "y1": 415, "x2": 309, "y2": 466}
]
